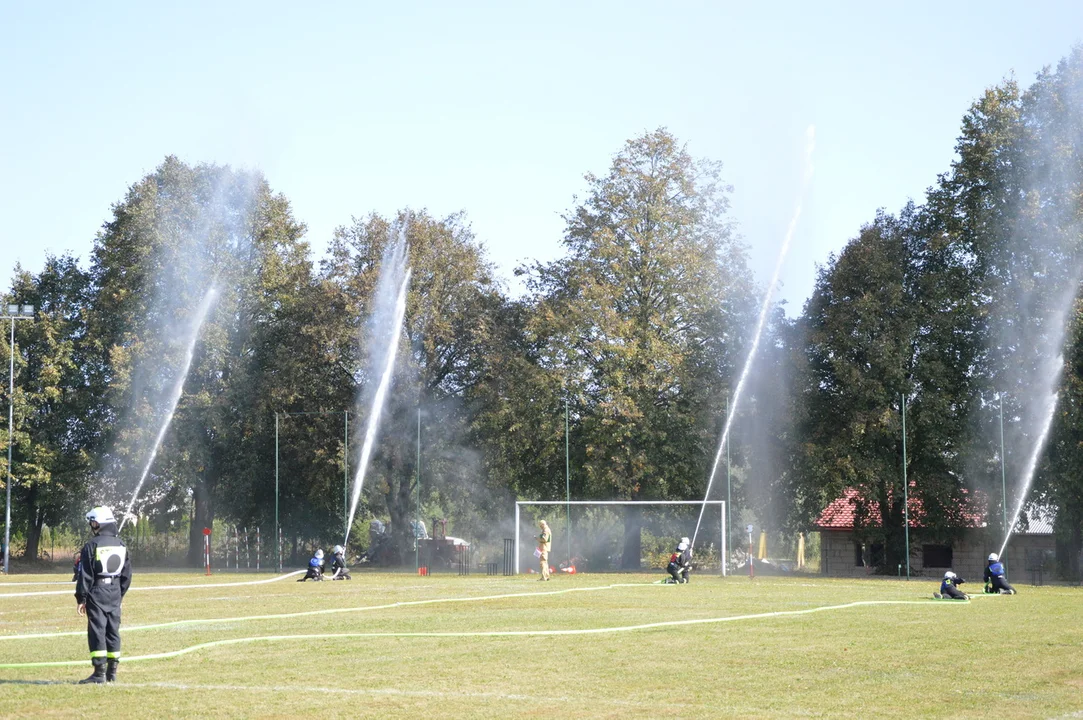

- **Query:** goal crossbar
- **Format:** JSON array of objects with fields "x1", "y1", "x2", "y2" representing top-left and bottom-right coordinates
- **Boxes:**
[{"x1": 514, "y1": 500, "x2": 726, "y2": 576}]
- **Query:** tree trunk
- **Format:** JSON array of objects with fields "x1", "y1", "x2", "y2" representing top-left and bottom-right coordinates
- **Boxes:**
[
  {"x1": 386, "y1": 443, "x2": 410, "y2": 567},
  {"x1": 187, "y1": 479, "x2": 215, "y2": 566},
  {"x1": 23, "y1": 505, "x2": 44, "y2": 561},
  {"x1": 621, "y1": 504, "x2": 642, "y2": 570}
]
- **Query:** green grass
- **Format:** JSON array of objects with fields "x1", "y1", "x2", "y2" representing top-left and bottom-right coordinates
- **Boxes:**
[{"x1": 1, "y1": 570, "x2": 1081, "y2": 718}]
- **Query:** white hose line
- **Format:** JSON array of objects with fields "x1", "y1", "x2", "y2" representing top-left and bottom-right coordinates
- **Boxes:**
[
  {"x1": 0, "y1": 571, "x2": 304, "y2": 599},
  {"x1": 0, "y1": 582, "x2": 651, "y2": 642},
  {"x1": 0, "y1": 598, "x2": 966, "y2": 668},
  {"x1": 8, "y1": 679, "x2": 678, "y2": 707}
]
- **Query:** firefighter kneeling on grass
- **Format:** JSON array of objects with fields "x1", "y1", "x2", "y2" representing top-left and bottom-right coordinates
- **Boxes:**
[
  {"x1": 329, "y1": 545, "x2": 351, "y2": 580},
  {"x1": 934, "y1": 570, "x2": 968, "y2": 600},
  {"x1": 75, "y1": 506, "x2": 132, "y2": 684},
  {"x1": 298, "y1": 549, "x2": 325, "y2": 581},
  {"x1": 666, "y1": 538, "x2": 692, "y2": 584},
  {"x1": 984, "y1": 553, "x2": 1017, "y2": 594}
]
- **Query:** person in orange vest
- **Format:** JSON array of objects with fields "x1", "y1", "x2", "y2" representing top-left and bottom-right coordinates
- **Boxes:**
[{"x1": 535, "y1": 520, "x2": 552, "y2": 581}]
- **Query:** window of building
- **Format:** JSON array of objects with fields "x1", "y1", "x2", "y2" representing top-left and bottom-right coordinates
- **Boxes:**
[
  {"x1": 922, "y1": 544, "x2": 952, "y2": 568},
  {"x1": 854, "y1": 541, "x2": 885, "y2": 567}
]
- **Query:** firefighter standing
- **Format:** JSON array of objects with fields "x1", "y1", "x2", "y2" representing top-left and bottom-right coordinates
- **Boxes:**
[
  {"x1": 75, "y1": 506, "x2": 132, "y2": 684},
  {"x1": 536, "y1": 520, "x2": 552, "y2": 581}
]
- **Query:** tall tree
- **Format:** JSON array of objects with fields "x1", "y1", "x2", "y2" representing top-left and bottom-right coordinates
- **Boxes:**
[
  {"x1": 87, "y1": 156, "x2": 310, "y2": 564},
  {"x1": 322, "y1": 210, "x2": 505, "y2": 561},
  {"x1": 1, "y1": 256, "x2": 95, "y2": 558},
  {"x1": 525, "y1": 129, "x2": 752, "y2": 566}
]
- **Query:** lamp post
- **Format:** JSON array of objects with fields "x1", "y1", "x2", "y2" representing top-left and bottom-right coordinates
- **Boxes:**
[{"x1": 4, "y1": 304, "x2": 34, "y2": 575}]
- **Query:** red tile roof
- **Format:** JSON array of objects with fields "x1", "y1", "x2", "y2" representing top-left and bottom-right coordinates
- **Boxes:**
[{"x1": 814, "y1": 487, "x2": 986, "y2": 530}]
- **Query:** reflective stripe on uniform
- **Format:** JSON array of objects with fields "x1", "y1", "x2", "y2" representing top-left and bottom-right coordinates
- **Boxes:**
[
  {"x1": 106, "y1": 651, "x2": 121, "y2": 659},
  {"x1": 94, "y1": 546, "x2": 127, "y2": 578},
  {"x1": 90, "y1": 650, "x2": 107, "y2": 658}
]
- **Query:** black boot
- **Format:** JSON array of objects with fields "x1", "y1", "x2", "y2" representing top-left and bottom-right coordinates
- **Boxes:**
[
  {"x1": 106, "y1": 659, "x2": 119, "y2": 683},
  {"x1": 79, "y1": 663, "x2": 106, "y2": 684}
]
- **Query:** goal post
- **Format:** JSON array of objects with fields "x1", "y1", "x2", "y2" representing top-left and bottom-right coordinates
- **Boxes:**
[{"x1": 514, "y1": 500, "x2": 726, "y2": 576}]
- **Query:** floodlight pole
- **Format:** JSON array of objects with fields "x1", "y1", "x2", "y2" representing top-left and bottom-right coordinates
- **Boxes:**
[
  {"x1": 725, "y1": 393, "x2": 731, "y2": 552},
  {"x1": 4, "y1": 305, "x2": 34, "y2": 576},
  {"x1": 901, "y1": 393, "x2": 910, "y2": 580},
  {"x1": 998, "y1": 393, "x2": 1007, "y2": 535},
  {"x1": 274, "y1": 412, "x2": 280, "y2": 573},
  {"x1": 565, "y1": 394, "x2": 570, "y2": 566},
  {"x1": 344, "y1": 410, "x2": 349, "y2": 540},
  {"x1": 416, "y1": 405, "x2": 421, "y2": 573}
]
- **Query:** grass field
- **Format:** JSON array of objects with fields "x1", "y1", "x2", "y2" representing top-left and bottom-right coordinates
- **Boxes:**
[{"x1": 1, "y1": 569, "x2": 1081, "y2": 719}]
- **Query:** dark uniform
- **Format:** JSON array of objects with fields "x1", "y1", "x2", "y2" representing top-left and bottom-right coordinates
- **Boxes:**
[
  {"x1": 667, "y1": 544, "x2": 692, "y2": 584},
  {"x1": 938, "y1": 573, "x2": 968, "y2": 600},
  {"x1": 984, "y1": 558, "x2": 1016, "y2": 594},
  {"x1": 330, "y1": 552, "x2": 351, "y2": 580},
  {"x1": 298, "y1": 552, "x2": 324, "y2": 581},
  {"x1": 75, "y1": 519, "x2": 132, "y2": 682}
]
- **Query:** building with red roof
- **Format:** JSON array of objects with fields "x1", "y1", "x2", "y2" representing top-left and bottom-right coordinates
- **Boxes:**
[{"x1": 813, "y1": 487, "x2": 1054, "y2": 582}]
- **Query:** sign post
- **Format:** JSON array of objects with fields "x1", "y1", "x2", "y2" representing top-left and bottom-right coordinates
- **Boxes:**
[{"x1": 203, "y1": 527, "x2": 211, "y2": 576}]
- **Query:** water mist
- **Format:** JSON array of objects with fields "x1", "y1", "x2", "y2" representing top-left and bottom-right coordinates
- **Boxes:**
[
  {"x1": 344, "y1": 233, "x2": 412, "y2": 544},
  {"x1": 693, "y1": 126, "x2": 816, "y2": 547},
  {"x1": 119, "y1": 287, "x2": 219, "y2": 530}
]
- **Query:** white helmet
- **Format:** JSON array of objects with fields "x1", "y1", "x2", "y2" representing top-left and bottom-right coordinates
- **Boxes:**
[
  {"x1": 681, "y1": 537, "x2": 690, "y2": 545},
  {"x1": 315, "y1": 549, "x2": 324, "y2": 559},
  {"x1": 676, "y1": 542, "x2": 688, "y2": 552},
  {"x1": 944, "y1": 570, "x2": 956, "y2": 579},
  {"x1": 988, "y1": 553, "x2": 998, "y2": 562},
  {"x1": 332, "y1": 545, "x2": 344, "y2": 555},
  {"x1": 85, "y1": 507, "x2": 116, "y2": 525}
]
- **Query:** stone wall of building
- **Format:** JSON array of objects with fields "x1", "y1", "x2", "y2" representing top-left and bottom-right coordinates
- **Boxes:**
[{"x1": 817, "y1": 529, "x2": 1054, "y2": 584}]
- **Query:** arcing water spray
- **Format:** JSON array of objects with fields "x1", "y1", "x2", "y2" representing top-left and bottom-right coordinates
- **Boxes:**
[
  {"x1": 120, "y1": 287, "x2": 219, "y2": 530},
  {"x1": 998, "y1": 376, "x2": 1061, "y2": 558},
  {"x1": 693, "y1": 126, "x2": 816, "y2": 548},
  {"x1": 344, "y1": 234, "x2": 412, "y2": 544}
]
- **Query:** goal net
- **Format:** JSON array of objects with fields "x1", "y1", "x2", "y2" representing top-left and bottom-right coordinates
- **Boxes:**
[{"x1": 514, "y1": 501, "x2": 726, "y2": 576}]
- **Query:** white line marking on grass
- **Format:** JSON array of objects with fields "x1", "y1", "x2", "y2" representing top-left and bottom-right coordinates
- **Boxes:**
[
  {"x1": 0, "y1": 571, "x2": 305, "y2": 598},
  {"x1": 0, "y1": 582, "x2": 650, "y2": 641},
  {"x1": 83, "y1": 681, "x2": 676, "y2": 707},
  {"x1": 0, "y1": 598, "x2": 967, "y2": 668}
]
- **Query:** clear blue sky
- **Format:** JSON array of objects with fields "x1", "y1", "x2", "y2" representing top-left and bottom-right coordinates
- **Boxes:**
[{"x1": 2, "y1": 2, "x2": 1081, "y2": 313}]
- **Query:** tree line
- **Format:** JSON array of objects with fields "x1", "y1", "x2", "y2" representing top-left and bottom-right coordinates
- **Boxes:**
[{"x1": 3, "y1": 49, "x2": 1082, "y2": 573}]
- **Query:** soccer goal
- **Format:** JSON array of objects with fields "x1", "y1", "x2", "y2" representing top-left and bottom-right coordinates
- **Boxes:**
[{"x1": 513, "y1": 500, "x2": 726, "y2": 576}]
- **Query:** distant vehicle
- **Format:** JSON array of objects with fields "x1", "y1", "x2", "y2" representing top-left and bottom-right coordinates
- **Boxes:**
[{"x1": 417, "y1": 519, "x2": 470, "y2": 569}]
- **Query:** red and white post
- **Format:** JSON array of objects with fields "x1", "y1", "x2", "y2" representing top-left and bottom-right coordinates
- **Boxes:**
[{"x1": 203, "y1": 527, "x2": 212, "y2": 576}]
